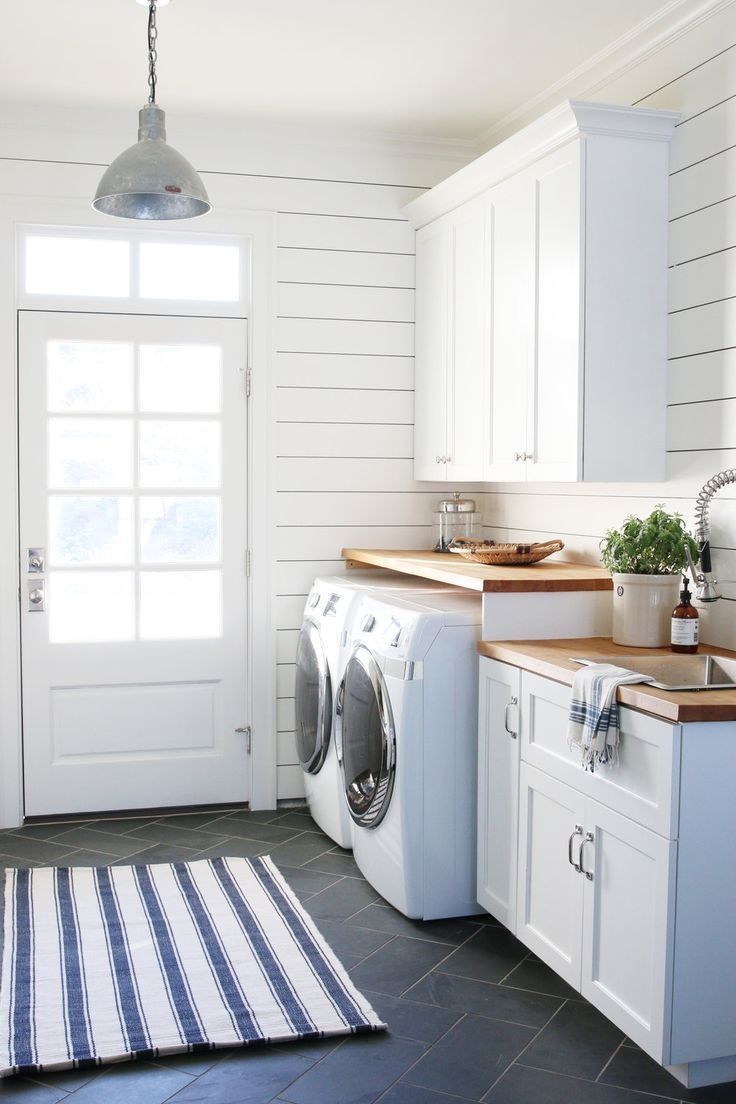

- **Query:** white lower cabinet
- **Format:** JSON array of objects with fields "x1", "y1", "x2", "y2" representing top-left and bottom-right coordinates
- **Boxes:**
[{"x1": 477, "y1": 657, "x2": 736, "y2": 1084}]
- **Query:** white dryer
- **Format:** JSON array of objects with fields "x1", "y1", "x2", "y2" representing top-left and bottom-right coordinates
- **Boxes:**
[
  {"x1": 294, "y1": 571, "x2": 458, "y2": 849},
  {"x1": 336, "y1": 588, "x2": 482, "y2": 919}
]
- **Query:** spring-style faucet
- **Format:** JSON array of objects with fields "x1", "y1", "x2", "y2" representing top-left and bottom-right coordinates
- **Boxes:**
[{"x1": 691, "y1": 468, "x2": 736, "y2": 602}]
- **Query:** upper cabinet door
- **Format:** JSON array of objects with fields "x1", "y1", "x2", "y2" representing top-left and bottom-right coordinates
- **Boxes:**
[
  {"x1": 446, "y1": 196, "x2": 490, "y2": 481},
  {"x1": 483, "y1": 177, "x2": 534, "y2": 482},
  {"x1": 414, "y1": 216, "x2": 450, "y2": 481},
  {"x1": 527, "y1": 143, "x2": 583, "y2": 482}
]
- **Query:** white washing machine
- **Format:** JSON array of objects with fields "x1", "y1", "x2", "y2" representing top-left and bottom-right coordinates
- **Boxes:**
[
  {"x1": 336, "y1": 588, "x2": 482, "y2": 919},
  {"x1": 294, "y1": 571, "x2": 458, "y2": 849}
]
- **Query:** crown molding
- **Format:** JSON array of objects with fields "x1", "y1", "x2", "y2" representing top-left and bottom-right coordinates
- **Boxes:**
[{"x1": 474, "y1": 0, "x2": 735, "y2": 151}]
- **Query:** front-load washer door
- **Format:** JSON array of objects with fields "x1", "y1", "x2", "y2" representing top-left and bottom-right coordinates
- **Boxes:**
[
  {"x1": 295, "y1": 619, "x2": 332, "y2": 774},
  {"x1": 339, "y1": 644, "x2": 396, "y2": 828}
]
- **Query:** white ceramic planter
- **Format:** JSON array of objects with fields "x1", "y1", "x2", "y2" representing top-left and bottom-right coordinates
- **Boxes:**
[{"x1": 611, "y1": 573, "x2": 681, "y2": 647}]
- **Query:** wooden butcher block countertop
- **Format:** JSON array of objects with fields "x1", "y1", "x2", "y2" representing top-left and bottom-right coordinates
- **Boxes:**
[
  {"x1": 342, "y1": 549, "x2": 613, "y2": 593},
  {"x1": 477, "y1": 637, "x2": 736, "y2": 723}
]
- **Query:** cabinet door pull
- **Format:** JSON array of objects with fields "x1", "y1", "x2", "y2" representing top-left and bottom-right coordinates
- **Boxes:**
[
  {"x1": 567, "y1": 824, "x2": 583, "y2": 871},
  {"x1": 513, "y1": 451, "x2": 522, "y2": 461},
  {"x1": 503, "y1": 696, "x2": 518, "y2": 739},
  {"x1": 579, "y1": 830, "x2": 594, "y2": 880}
]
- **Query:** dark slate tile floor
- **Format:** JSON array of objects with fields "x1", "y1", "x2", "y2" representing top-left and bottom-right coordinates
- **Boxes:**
[{"x1": 1, "y1": 806, "x2": 734, "y2": 1104}]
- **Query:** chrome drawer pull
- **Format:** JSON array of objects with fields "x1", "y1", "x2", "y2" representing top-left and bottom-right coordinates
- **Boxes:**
[
  {"x1": 568, "y1": 824, "x2": 583, "y2": 871},
  {"x1": 579, "y1": 831, "x2": 594, "y2": 880},
  {"x1": 504, "y1": 696, "x2": 518, "y2": 739}
]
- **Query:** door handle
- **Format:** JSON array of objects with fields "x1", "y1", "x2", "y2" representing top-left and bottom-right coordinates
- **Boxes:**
[
  {"x1": 579, "y1": 831, "x2": 594, "y2": 880},
  {"x1": 27, "y1": 581, "x2": 45, "y2": 612},
  {"x1": 568, "y1": 824, "x2": 583, "y2": 871},
  {"x1": 504, "y1": 696, "x2": 518, "y2": 739}
]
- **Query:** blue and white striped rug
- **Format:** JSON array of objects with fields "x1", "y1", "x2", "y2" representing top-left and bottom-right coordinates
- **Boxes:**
[{"x1": 0, "y1": 855, "x2": 385, "y2": 1077}]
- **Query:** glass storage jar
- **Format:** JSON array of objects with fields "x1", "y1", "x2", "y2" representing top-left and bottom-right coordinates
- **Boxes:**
[{"x1": 434, "y1": 493, "x2": 480, "y2": 551}]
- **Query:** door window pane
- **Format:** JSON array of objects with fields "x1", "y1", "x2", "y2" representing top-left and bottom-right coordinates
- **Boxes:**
[
  {"x1": 49, "y1": 418, "x2": 133, "y2": 489},
  {"x1": 49, "y1": 571, "x2": 135, "y2": 643},
  {"x1": 139, "y1": 344, "x2": 221, "y2": 413},
  {"x1": 26, "y1": 237, "x2": 130, "y2": 297},
  {"x1": 139, "y1": 421, "x2": 220, "y2": 488},
  {"x1": 50, "y1": 496, "x2": 134, "y2": 565},
  {"x1": 47, "y1": 341, "x2": 133, "y2": 412},
  {"x1": 139, "y1": 242, "x2": 240, "y2": 301},
  {"x1": 140, "y1": 497, "x2": 220, "y2": 563},
  {"x1": 139, "y1": 570, "x2": 221, "y2": 639}
]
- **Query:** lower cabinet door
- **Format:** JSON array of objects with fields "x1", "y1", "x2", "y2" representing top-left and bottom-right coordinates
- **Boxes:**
[
  {"x1": 477, "y1": 658, "x2": 520, "y2": 928},
  {"x1": 516, "y1": 762, "x2": 585, "y2": 988},
  {"x1": 581, "y1": 797, "x2": 676, "y2": 1062}
]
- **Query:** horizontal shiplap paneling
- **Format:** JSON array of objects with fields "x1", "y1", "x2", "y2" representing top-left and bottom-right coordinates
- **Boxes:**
[
  {"x1": 278, "y1": 212, "x2": 415, "y2": 253},
  {"x1": 278, "y1": 282, "x2": 414, "y2": 322},
  {"x1": 277, "y1": 492, "x2": 442, "y2": 527},
  {"x1": 669, "y1": 348, "x2": 736, "y2": 404},
  {"x1": 669, "y1": 247, "x2": 736, "y2": 313},
  {"x1": 277, "y1": 387, "x2": 413, "y2": 424},
  {"x1": 276, "y1": 421, "x2": 413, "y2": 458},
  {"x1": 277, "y1": 317, "x2": 414, "y2": 356},
  {"x1": 278, "y1": 247, "x2": 415, "y2": 288},
  {"x1": 277, "y1": 764, "x2": 304, "y2": 801},
  {"x1": 669, "y1": 193, "x2": 736, "y2": 264},
  {"x1": 276, "y1": 525, "x2": 434, "y2": 561},
  {"x1": 276, "y1": 353, "x2": 413, "y2": 390},
  {"x1": 277, "y1": 457, "x2": 421, "y2": 492}
]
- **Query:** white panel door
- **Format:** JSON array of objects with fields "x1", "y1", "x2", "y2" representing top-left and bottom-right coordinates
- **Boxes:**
[
  {"x1": 446, "y1": 196, "x2": 490, "y2": 481},
  {"x1": 19, "y1": 311, "x2": 250, "y2": 816},
  {"x1": 414, "y1": 216, "x2": 449, "y2": 481},
  {"x1": 581, "y1": 797, "x2": 676, "y2": 1062},
  {"x1": 477, "y1": 658, "x2": 520, "y2": 929},
  {"x1": 484, "y1": 178, "x2": 533, "y2": 481},
  {"x1": 516, "y1": 762, "x2": 585, "y2": 988},
  {"x1": 527, "y1": 143, "x2": 583, "y2": 482}
]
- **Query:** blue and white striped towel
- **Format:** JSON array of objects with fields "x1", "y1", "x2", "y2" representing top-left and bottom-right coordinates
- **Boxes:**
[{"x1": 568, "y1": 664, "x2": 654, "y2": 771}]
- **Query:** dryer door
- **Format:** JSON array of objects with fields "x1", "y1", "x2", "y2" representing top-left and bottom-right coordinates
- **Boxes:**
[
  {"x1": 339, "y1": 645, "x2": 396, "y2": 828},
  {"x1": 294, "y1": 619, "x2": 332, "y2": 774}
]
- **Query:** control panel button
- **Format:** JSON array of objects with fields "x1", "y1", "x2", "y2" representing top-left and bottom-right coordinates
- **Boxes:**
[{"x1": 361, "y1": 613, "x2": 376, "y2": 632}]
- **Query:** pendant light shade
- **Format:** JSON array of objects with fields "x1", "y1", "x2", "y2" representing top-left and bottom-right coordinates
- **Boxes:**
[
  {"x1": 93, "y1": 1, "x2": 210, "y2": 221},
  {"x1": 93, "y1": 104, "x2": 211, "y2": 220}
]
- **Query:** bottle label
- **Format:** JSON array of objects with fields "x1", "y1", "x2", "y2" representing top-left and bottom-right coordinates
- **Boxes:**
[{"x1": 671, "y1": 618, "x2": 699, "y2": 645}]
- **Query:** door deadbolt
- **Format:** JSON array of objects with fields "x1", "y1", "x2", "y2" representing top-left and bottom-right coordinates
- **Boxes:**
[{"x1": 27, "y1": 547, "x2": 45, "y2": 573}]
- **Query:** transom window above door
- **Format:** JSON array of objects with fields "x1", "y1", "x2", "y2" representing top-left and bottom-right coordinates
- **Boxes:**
[{"x1": 18, "y1": 226, "x2": 248, "y2": 314}]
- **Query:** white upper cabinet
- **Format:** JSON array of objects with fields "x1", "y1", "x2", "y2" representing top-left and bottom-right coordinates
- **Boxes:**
[
  {"x1": 414, "y1": 196, "x2": 489, "y2": 481},
  {"x1": 405, "y1": 100, "x2": 678, "y2": 484}
]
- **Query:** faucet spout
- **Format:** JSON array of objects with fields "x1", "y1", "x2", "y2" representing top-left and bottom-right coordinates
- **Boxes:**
[{"x1": 693, "y1": 469, "x2": 736, "y2": 602}]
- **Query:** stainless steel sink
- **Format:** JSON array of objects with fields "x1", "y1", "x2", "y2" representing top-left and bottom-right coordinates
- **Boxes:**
[{"x1": 571, "y1": 654, "x2": 736, "y2": 691}]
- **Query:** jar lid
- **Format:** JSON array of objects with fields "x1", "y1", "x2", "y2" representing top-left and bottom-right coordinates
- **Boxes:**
[{"x1": 436, "y1": 492, "x2": 476, "y2": 514}]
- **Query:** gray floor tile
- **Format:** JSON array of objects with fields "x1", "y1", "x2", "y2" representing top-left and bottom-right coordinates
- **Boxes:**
[
  {"x1": 194, "y1": 838, "x2": 270, "y2": 861},
  {"x1": 312, "y1": 916, "x2": 394, "y2": 961},
  {"x1": 51, "y1": 826, "x2": 153, "y2": 858},
  {"x1": 65, "y1": 1060, "x2": 194, "y2": 1103},
  {"x1": 404, "y1": 971, "x2": 563, "y2": 1029},
  {"x1": 58, "y1": 849, "x2": 126, "y2": 867},
  {"x1": 361, "y1": 990, "x2": 461, "y2": 1045},
  {"x1": 200, "y1": 817, "x2": 301, "y2": 845},
  {"x1": 302, "y1": 851, "x2": 362, "y2": 878},
  {"x1": 0, "y1": 855, "x2": 41, "y2": 869},
  {"x1": 0, "y1": 836, "x2": 77, "y2": 864},
  {"x1": 167, "y1": 1045, "x2": 314, "y2": 1103},
  {"x1": 126, "y1": 823, "x2": 230, "y2": 849},
  {"x1": 349, "y1": 936, "x2": 452, "y2": 997},
  {"x1": 483, "y1": 1063, "x2": 677, "y2": 1104},
  {"x1": 0, "y1": 1076, "x2": 69, "y2": 1101},
  {"x1": 120, "y1": 843, "x2": 201, "y2": 865},
  {"x1": 0, "y1": 821, "x2": 91, "y2": 841},
  {"x1": 85, "y1": 816, "x2": 164, "y2": 835},
  {"x1": 268, "y1": 834, "x2": 337, "y2": 869},
  {"x1": 434, "y1": 926, "x2": 528, "y2": 985},
  {"x1": 276, "y1": 865, "x2": 343, "y2": 896},
  {"x1": 269, "y1": 811, "x2": 320, "y2": 831},
  {"x1": 152, "y1": 812, "x2": 236, "y2": 831},
  {"x1": 599, "y1": 1043, "x2": 736, "y2": 1103},
  {"x1": 403, "y1": 1014, "x2": 536, "y2": 1101},
  {"x1": 347, "y1": 903, "x2": 481, "y2": 946},
  {"x1": 380, "y1": 1084, "x2": 478, "y2": 1104},
  {"x1": 280, "y1": 1033, "x2": 426, "y2": 1104},
  {"x1": 518, "y1": 1000, "x2": 623, "y2": 1080},
  {"x1": 301, "y1": 876, "x2": 382, "y2": 921},
  {"x1": 501, "y1": 956, "x2": 582, "y2": 1001}
]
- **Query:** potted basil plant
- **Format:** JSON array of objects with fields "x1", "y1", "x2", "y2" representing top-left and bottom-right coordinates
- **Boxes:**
[{"x1": 600, "y1": 506, "x2": 699, "y2": 647}]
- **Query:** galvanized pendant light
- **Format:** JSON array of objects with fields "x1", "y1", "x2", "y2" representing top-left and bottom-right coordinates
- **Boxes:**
[{"x1": 93, "y1": 0, "x2": 211, "y2": 220}]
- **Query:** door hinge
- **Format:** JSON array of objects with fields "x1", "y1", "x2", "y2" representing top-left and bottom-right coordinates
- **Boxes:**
[
  {"x1": 245, "y1": 548, "x2": 252, "y2": 576},
  {"x1": 245, "y1": 367, "x2": 252, "y2": 397},
  {"x1": 236, "y1": 725, "x2": 252, "y2": 754}
]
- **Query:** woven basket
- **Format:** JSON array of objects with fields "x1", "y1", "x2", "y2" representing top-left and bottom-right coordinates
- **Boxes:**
[{"x1": 448, "y1": 537, "x2": 565, "y2": 566}]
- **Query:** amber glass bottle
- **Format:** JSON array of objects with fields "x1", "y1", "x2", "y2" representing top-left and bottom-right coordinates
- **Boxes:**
[{"x1": 671, "y1": 576, "x2": 699, "y2": 654}]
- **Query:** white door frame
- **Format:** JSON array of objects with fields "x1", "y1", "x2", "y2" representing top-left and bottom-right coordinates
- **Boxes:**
[{"x1": 0, "y1": 194, "x2": 278, "y2": 827}]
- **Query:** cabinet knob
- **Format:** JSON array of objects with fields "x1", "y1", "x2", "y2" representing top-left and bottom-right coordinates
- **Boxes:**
[
  {"x1": 514, "y1": 452, "x2": 522, "y2": 462},
  {"x1": 523, "y1": 452, "x2": 534, "y2": 462},
  {"x1": 435, "y1": 455, "x2": 441, "y2": 464},
  {"x1": 445, "y1": 456, "x2": 451, "y2": 463}
]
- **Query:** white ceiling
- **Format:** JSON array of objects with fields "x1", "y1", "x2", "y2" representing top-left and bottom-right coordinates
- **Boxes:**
[{"x1": 1, "y1": 1, "x2": 688, "y2": 141}]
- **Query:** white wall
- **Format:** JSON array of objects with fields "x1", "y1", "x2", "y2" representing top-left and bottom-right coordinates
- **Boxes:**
[
  {"x1": 481, "y1": 3, "x2": 736, "y2": 649},
  {"x1": 0, "y1": 114, "x2": 470, "y2": 805}
]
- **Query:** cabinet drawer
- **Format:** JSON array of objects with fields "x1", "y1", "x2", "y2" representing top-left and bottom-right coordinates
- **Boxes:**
[{"x1": 520, "y1": 672, "x2": 680, "y2": 838}]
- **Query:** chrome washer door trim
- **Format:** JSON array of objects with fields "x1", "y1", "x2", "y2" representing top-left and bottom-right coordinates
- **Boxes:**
[
  {"x1": 338, "y1": 643, "x2": 396, "y2": 829},
  {"x1": 294, "y1": 618, "x2": 332, "y2": 775}
]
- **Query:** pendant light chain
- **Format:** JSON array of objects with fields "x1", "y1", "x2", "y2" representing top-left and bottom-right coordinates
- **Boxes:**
[{"x1": 147, "y1": 0, "x2": 158, "y2": 105}]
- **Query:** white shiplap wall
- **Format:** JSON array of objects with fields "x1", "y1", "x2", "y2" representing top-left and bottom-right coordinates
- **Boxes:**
[
  {"x1": 274, "y1": 191, "x2": 467, "y2": 798},
  {"x1": 482, "y1": 4, "x2": 736, "y2": 651}
]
